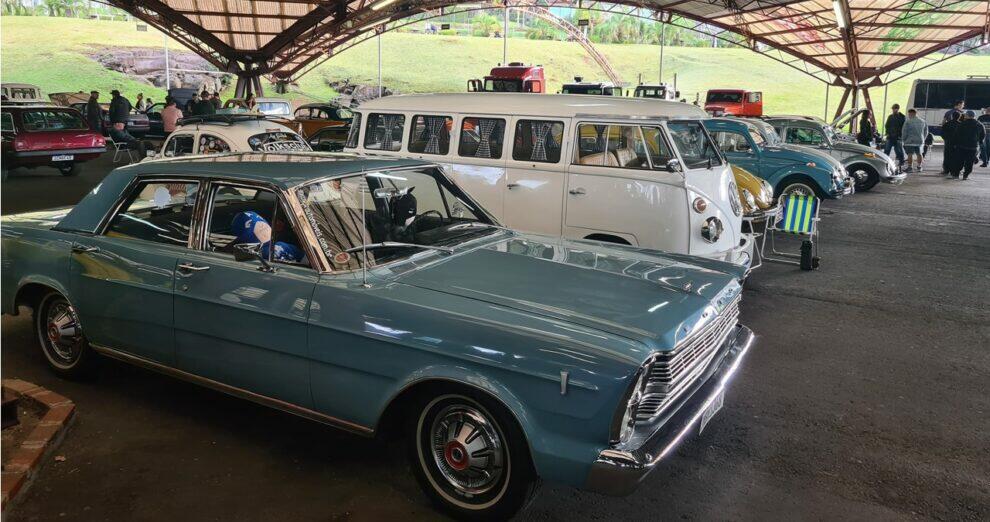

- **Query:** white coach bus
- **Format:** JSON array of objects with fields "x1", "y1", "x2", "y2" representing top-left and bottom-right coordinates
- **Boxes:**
[
  {"x1": 346, "y1": 93, "x2": 753, "y2": 268},
  {"x1": 908, "y1": 76, "x2": 990, "y2": 135}
]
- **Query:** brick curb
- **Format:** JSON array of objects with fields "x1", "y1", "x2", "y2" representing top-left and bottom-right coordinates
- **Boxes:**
[{"x1": 1, "y1": 379, "x2": 76, "y2": 512}]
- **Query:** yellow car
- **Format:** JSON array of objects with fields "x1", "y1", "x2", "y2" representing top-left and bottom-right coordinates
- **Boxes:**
[{"x1": 732, "y1": 165, "x2": 775, "y2": 217}]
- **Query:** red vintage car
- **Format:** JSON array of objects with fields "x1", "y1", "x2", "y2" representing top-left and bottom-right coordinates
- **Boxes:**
[{"x1": 2, "y1": 105, "x2": 106, "y2": 179}]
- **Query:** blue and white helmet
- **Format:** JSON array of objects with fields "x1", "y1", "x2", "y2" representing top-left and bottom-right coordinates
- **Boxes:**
[{"x1": 231, "y1": 211, "x2": 307, "y2": 263}]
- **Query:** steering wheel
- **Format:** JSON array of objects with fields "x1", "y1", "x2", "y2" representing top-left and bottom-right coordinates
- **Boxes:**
[{"x1": 407, "y1": 210, "x2": 444, "y2": 229}]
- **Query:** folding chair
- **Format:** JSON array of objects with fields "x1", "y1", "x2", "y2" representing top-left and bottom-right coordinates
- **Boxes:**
[
  {"x1": 760, "y1": 193, "x2": 821, "y2": 270},
  {"x1": 111, "y1": 137, "x2": 137, "y2": 164}
]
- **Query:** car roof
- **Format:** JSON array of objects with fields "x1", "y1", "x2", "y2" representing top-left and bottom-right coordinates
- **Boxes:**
[
  {"x1": 2, "y1": 104, "x2": 71, "y2": 111},
  {"x1": 173, "y1": 117, "x2": 295, "y2": 133},
  {"x1": 55, "y1": 153, "x2": 433, "y2": 234},
  {"x1": 124, "y1": 152, "x2": 430, "y2": 187},
  {"x1": 358, "y1": 93, "x2": 707, "y2": 119}
]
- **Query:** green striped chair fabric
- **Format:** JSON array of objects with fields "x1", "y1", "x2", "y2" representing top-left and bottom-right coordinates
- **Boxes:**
[{"x1": 779, "y1": 194, "x2": 817, "y2": 235}]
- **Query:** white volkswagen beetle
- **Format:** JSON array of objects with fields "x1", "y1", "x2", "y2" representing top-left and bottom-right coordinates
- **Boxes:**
[{"x1": 153, "y1": 114, "x2": 311, "y2": 159}]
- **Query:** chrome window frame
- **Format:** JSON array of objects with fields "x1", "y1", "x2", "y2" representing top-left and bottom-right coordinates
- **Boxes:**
[{"x1": 196, "y1": 178, "x2": 326, "y2": 273}]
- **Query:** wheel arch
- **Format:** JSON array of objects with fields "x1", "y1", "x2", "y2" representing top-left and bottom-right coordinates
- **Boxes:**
[
  {"x1": 9, "y1": 277, "x2": 70, "y2": 316},
  {"x1": 773, "y1": 172, "x2": 827, "y2": 198}
]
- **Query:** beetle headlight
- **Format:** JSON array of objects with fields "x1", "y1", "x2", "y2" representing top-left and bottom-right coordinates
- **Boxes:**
[
  {"x1": 741, "y1": 189, "x2": 756, "y2": 210},
  {"x1": 611, "y1": 367, "x2": 648, "y2": 445}
]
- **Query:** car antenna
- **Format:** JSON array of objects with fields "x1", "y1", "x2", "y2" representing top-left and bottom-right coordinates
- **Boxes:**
[{"x1": 361, "y1": 174, "x2": 370, "y2": 288}]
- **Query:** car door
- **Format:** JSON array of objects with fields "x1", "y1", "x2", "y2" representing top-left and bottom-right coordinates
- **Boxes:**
[
  {"x1": 565, "y1": 122, "x2": 686, "y2": 249},
  {"x1": 172, "y1": 181, "x2": 318, "y2": 407},
  {"x1": 449, "y1": 115, "x2": 508, "y2": 220},
  {"x1": 503, "y1": 117, "x2": 567, "y2": 235},
  {"x1": 69, "y1": 178, "x2": 202, "y2": 365},
  {"x1": 711, "y1": 128, "x2": 760, "y2": 174}
]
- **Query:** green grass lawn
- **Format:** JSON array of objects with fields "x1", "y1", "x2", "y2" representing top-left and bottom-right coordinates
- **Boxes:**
[{"x1": 3, "y1": 15, "x2": 988, "y2": 120}]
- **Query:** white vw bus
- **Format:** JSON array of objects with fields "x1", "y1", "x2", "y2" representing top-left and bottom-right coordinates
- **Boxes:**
[{"x1": 346, "y1": 93, "x2": 752, "y2": 267}]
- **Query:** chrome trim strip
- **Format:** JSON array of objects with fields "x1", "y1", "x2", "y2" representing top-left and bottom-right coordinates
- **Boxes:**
[{"x1": 90, "y1": 344, "x2": 374, "y2": 437}]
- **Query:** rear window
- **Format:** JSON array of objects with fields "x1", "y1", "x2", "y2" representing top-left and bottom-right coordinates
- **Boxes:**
[
  {"x1": 257, "y1": 101, "x2": 291, "y2": 116},
  {"x1": 512, "y1": 120, "x2": 564, "y2": 163},
  {"x1": 1, "y1": 112, "x2": 13, "y2": 132},
  {"x1": 248, "y1": 131, "x2": 311, "y2": 152},
  {"x1": 20, "y1": 110, "x2": 88, "y2": 131},
  {"x1": 364, "y1": 113, "x2": 405, "y2": 151},
  {"x1": 345, "y1": 112, "x2": 362, "y2": 148},
  {"x1": 408, "y1": 115, "x2": 452, "y2": 155}
]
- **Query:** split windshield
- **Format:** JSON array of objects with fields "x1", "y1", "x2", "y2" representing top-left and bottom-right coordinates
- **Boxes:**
[
  {"x1": 706, "y1": 92, "x2": 743, "y2": 103},
  {"x1": 484, "y1": 79, "x2": 523, "y2": 92},
  {"x1": 667, "y1": 121, "x2": 723, "y2": 169},
  {"x1": 295, "y1": 169, "x2": 496, "y2": 270}
]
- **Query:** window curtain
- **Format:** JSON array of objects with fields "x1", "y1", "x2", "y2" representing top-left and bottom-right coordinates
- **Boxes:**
[{"x1": 476, "y1": 119, "x2": 500, "y2": 158}]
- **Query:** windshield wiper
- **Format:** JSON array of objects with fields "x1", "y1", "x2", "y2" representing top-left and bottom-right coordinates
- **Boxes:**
[
  {"x1": 343, "y1": 242, "x2": 454, "y2": 256},
  {"x1": 445, "y1": 221, "x2": 511, "y2": 232}
]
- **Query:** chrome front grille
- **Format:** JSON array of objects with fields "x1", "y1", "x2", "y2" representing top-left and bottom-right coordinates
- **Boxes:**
[{"x1": 635, "y1": 296, "x2": 741, "y2": 421}]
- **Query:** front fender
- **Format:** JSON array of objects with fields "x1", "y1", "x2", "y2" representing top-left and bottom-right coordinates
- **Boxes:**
[{"x1": 8, "y1": 275, "x2": 73, "y2": 315}]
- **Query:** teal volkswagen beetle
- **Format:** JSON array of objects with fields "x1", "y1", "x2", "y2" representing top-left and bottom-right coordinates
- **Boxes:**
[
  {"x1": 704, "y1": 117, "x2": 854, "y2": 199},
  {"x1": 1, "y1": 153, "x2": 754, "y2": 519}
]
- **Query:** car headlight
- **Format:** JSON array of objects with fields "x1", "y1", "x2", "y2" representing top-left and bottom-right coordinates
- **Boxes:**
[
  {"x1": 728, "y1": 182, "x2": 741, "y2": 216},
  {"x1": 611, "y1": 367, "x2": 648, "y2": 445},
  {"x1": 741, "y1": 189, "x2": 756, "y2": 210},
  {"x1": 759, "y1": 179, "x2": 774, "y2": 202}
]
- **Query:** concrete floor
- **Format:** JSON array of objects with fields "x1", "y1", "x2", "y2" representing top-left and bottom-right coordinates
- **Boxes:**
[{"x1": 2, "y1": 150, "x2": 989, "y2": 521}]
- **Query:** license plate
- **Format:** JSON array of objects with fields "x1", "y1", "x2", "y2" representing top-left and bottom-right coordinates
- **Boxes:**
[
  {"x1": 52, "y1": 154, "x2": 74, "y2": 162},
  {"x1": 698, "y1": 390, "x2": 725, "y2": 434}
]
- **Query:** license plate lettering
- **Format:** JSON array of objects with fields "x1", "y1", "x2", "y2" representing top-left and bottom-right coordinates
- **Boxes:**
[{"x1": 52, "y1": 154, "x2": 74, "y2": 162}]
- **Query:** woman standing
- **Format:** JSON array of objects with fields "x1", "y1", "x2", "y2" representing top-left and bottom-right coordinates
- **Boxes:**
[{"x1": 856, "y1": 112, "x2": 874, "y2": 146}]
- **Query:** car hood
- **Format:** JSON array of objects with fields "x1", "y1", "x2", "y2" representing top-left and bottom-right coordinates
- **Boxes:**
[
  {"x1": 772, "y1": 143, "x2": 844, "y2": 170},
  {"x1": 832, "y1": 140, "x2": 878, "y2": 156},
  {"x1": 393, "y1": 234, "x2": 743, "y2": 352}
]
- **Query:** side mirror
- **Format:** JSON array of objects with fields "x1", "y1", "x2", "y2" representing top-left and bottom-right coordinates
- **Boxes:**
[
  {"x1": 665, "y1": 159, "x2": 683, "y2": 172},
  {"x1": 233, "y1": 243, "x2": 276, "y2": 272}
]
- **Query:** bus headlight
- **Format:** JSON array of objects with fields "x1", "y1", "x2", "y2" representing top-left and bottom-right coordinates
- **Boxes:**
[{"x1": 728, "y1": 182, "x2": 741, "y2": 217}]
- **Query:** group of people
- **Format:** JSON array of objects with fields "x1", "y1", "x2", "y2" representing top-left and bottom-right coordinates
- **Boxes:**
[
  {"x1": 938, "y1": 101, "x2": 989, "y2": 180},
  {"x1": 857, "y1": 100, "x2": 989, "y2": 180},
  {"x1": 85, "y1": 89, "x2": 149, "y2": 157},
  {"x1": 184, "y1": 90, "x2": 223, "y2": 116}
]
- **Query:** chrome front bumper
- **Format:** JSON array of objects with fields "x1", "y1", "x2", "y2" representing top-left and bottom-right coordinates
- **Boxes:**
[
  {"x1": 584, "y1": 325, "x2": 756, "y2": 497},
  {"x1": 883, "y1": 166, "x2": 907, "y2": 184}
]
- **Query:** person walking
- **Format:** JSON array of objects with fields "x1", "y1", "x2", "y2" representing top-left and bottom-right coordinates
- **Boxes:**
[
  {"x1": 978, "y1": 107, "x2": 990, "y2": 168},
  {"x1": 85, "y1": 90, "x2": 102, "y2": 132},
  {"x1": 942, "y1": 112, "x2": 961, "y2": 178},
  {"x1": 943, "y1": 100, "x2": 964, "y2": 123},
  {"x1": 161, "y1": 96, "x2": 183, "y2": 134},
  {"x1": 135, "y1": 93, "x2": 147, "y2": 112},
  {"x1": 901, "y1": 108, "x2": 928, "y2": 172},
  {"x1": 953, "y1": 111, "x2": 986, "y2": 180},
  {"x1": 856, "y1": 112, "x2": 874, "y2": 146},
  {"x1": 883, "y1": 104, "x2": 906, "y2": 167}
]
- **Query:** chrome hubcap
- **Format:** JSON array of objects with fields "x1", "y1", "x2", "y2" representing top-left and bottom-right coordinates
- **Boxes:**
[
  {"x1": 783, "y1": 183, "x2": 814, "y2": 198},
  {"x1": 430, "y1": 404, "x2": 504, "y2": 496},
  {"x1": 45, "y1": 302, "x2": 83, "y2": 363}
]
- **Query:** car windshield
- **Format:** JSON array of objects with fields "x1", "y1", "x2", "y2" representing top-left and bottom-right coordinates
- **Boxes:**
[
  {"x1": 20, "y1": 109, "x2": 88, "y2": 131},
  {"x1": 484, "y1": 79, "x2": 523, "y2": 92},
  {"x1": 707, "y1": 92, "x2": 743, "y2": 103},
  {"x1": 667, "y1": 121, "x2": 723, "y2": 169},
  {"x1": 562, "y1": 85, "x2": 603, "y2": 95},
  {"x1": 822, "y1": 125, "x2": 837, "y2": 144},
  {"x1": 295, "y1": 169, "x2": 498, "y2": 270}
]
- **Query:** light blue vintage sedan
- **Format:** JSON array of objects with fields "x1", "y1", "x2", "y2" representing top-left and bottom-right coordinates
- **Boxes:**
[{"x1": 1, "y1": 152, "x2": 755, "y2": 519}]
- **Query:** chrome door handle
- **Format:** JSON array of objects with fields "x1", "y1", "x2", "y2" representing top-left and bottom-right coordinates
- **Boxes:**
[
  {"x1": 177, "y1": 262, "x2": 210, "y2": 272},
  {"x1": 506, "y1": 183, "x2": 520, "y2": 189},
  {"x1": 568, "y1": 188, "x2": 587, "y2": 195},
  {"x1": 71, "y1": 244, "x2": 100, "y2": 254}
]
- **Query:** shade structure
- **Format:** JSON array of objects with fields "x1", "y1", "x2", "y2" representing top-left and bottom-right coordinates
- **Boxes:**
[{"x1": 110, "y1": 0, "x2": 989, "y2": 87}]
